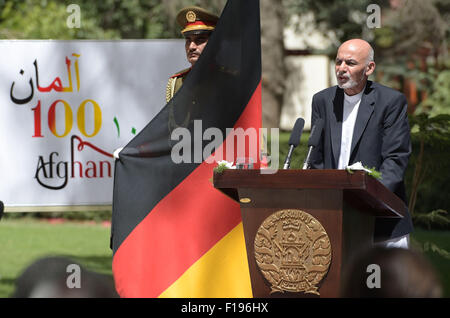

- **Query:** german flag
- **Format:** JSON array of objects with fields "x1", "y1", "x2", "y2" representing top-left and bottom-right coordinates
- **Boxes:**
[{"x1": 111, "y1": 0, "x2": 261, "y2": 297}]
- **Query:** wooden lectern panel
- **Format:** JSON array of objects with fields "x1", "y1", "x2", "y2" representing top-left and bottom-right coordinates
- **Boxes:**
[
  {"x1": 213, "y1": 170, "x2": 404, "y2": 298},
  {"x1": 238, "y1": 189, "x2": 373, "y2": 297}
]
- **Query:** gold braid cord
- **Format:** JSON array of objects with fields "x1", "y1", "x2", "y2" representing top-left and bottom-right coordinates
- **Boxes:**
[{"x1": 166, "y1": 77, "x2": 176, "y2": 103}]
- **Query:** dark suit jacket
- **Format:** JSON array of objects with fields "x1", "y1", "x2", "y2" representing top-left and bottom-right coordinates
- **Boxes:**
[{"x1": 310, "y1": 80, "x2": 413, "y2": 241}]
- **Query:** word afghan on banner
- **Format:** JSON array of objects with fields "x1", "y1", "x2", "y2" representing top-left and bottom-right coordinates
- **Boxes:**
[{"x1": 0, "y1": 40, "x2": 188, "y2": 210}]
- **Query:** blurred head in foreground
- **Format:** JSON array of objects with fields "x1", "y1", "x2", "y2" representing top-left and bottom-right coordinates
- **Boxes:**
[
  {"x1": 341, "y1": 246, "x2": 442, "y2": 298},
  {"x1": 13, "y1": 256, "x2": 118, "y2": 298}
]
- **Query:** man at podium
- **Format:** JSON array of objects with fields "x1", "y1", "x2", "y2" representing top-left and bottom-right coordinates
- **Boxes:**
[{"x1": 310, "y1": 39, "x2": 413, "y2": 248}]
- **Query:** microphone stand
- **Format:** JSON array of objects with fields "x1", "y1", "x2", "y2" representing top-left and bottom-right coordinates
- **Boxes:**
[
  {"x1": 283, "y1": 145, "x2": 295, "y2": 169},
  {"x1": 302, "y1": 146, "x2": 313, "y2": 169}
]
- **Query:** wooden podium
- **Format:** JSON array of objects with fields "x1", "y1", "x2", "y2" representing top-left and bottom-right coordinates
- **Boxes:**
[{"x1": 213, "y1": 169, "x2": 405, "y2": 298}]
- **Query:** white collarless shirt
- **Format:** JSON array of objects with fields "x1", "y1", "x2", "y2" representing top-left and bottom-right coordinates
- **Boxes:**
[{"x1": 338, "y1": 90, "x2": 364, "y2": 169}]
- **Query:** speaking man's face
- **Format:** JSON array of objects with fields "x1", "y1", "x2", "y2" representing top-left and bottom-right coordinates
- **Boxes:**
[{"x1": 335, "y1": 42, "x2": 374, "y2": 95}]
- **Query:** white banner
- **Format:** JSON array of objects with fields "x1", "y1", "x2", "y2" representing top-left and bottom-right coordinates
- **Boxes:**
[{"x1": 0, "y1": 40, "x2": 188, "y2": 209}]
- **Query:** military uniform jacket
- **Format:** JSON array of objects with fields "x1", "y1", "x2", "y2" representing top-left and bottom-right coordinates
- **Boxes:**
[{"x1": 166, "y1": 68, "x2": 191, "y2": 103}]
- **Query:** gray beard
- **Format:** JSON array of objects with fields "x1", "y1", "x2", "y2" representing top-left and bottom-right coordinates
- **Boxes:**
[
  {"x1": 337, "y1": 78, "x2": 358, "y2": 89},
  {"x1": 336, "y1": 71, "x2": 366, "y2": 90}
]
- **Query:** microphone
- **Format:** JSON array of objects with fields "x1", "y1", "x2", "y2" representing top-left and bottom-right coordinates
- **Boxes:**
[
  {"x1": 302, "y1": 118, "x2": 324, "y2": 169},
  {"x1": 283, "y1": 118, "x2": 305, "y2": 169}
]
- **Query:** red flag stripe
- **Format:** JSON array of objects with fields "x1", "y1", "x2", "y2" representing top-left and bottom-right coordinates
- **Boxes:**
[{"x1": 113, "y1": 82, "x2": 261, "y2": 297}]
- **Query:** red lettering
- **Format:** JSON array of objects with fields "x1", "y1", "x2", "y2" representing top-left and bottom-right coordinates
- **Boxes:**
[
  {"x1": 99, "y1": 161, "x2": 111, "y2": 178},
  {"x1": 85, "y1": 161, "x2": 97, "y2": 178},
  {"x1": 71, "y1": 161, "x2": 83, "y2": 178}
]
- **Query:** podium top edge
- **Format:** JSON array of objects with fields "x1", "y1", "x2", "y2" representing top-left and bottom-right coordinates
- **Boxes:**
[
  {"x1": 213, "y1": 169, "x2": 406, "y2": 218},
  {"x1": 213, "y1": 169, "x2": 368, "y2": 189}
]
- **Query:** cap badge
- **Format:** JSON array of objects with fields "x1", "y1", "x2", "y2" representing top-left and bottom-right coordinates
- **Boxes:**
[{"x1": 186, "y1": 11, "x2": 197, "y2": 23}]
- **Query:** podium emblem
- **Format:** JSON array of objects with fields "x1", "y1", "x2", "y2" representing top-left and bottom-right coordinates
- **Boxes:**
[{"x1": 254, "y1": 209, "x2": 331, "y2": 295}]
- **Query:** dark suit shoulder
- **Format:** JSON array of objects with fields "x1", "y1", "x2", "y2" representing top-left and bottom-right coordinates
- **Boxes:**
[
  {"x1": 368, "y1": 81, "x2": 406, "y2": 102},
  {"x1": 312, "y1": 86, "x2": 340, "y2": 111},
  {"x1": 313, "y1": 85, "x2": 339, "y2": 100}
]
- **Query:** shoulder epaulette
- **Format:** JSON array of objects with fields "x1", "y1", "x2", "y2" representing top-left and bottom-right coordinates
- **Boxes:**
[{"x1": 170, "y1": 67, "x2": 191, "y2": 79}]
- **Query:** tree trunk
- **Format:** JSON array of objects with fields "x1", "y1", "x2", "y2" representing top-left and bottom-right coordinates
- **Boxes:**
[{"x1": 260, "y1": 0, "x2": 286, "y2": 129}]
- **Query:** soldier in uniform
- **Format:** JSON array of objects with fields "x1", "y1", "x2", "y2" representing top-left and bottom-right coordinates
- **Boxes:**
[
  {"x1": 114, "y1": 6, "x2": 219, "y2": 159},
  {"x1": 166, "y1": 6, "x2": 219, "y2": 102}
]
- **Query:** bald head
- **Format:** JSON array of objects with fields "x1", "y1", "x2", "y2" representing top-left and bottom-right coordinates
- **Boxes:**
[
  {"x1": 338, "y1": 39, "x2": 374, "y2": 64},
  {"x1": 335, "y1": 39, "x2": 376, "y2": 95}
]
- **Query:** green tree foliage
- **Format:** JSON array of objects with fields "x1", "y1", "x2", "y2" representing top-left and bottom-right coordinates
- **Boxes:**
[
  {"x1": 0, "y1": 0, "x2": 226, "y2": 40},
  {"x1": 75, "y1": 0, "x2": 174, "y2": 39},
  {"x1": 284, "y1": 0, "x2": 380, "y2": 54},
  {"x1": 414, "y1": 210, "x2": 450, "y2": 231},
  {"x1": 0, "y1": 0, "x2": 118, "y2": 39},
  {"x1": 407, "y1": 113, "x2": 450, "y2": 217},
  {"x1": 417, "y1": 70, "x2": 450, "y2": 116},
  {"x1": 374, "y1": 0, "x2": 446, "y2": 57},
  {"x1": 373, "y1": 0, "x2": 449, "y2": 103}
]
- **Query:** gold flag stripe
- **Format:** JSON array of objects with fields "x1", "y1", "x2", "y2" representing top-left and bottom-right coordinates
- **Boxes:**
[{"x1": 159, "y1": 222, "x2": 252, "y2": 298}]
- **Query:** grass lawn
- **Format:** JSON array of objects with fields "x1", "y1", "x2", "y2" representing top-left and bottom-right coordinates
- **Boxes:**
[
  {"x1": 0, "y1": 218, "x2": 112, "y2": 298},
  {"x1": 0, "y1": 217, "x2": 448, "y2": 298}
]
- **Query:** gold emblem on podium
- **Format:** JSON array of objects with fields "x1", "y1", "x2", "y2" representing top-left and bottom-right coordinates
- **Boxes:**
[{"x1": 254, "y1": 209, "x2": 332, "y2": 295}]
